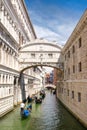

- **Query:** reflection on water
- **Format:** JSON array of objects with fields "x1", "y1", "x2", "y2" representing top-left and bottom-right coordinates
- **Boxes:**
[{"x1": 0, "y1": 91, "x2": 86, "y2": 130}]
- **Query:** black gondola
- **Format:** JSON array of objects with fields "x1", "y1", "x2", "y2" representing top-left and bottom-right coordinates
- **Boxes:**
[{"x1": 35, "y1": 99, "x2": 42, "y2": 104}]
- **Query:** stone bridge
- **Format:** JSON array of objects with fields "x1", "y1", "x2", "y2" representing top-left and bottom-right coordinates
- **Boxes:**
[
  {"x1": 19, "y1": 38, "x2": 64, "y2": 72},
  {"x1": 44, "y1": 84, "x2": 56, "y2": 89}
]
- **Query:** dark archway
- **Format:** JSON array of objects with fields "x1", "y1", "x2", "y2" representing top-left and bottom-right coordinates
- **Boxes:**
[
  {"x1": 20, "y1": 64, "x2": 63, "y2": 73},
  {"x1": 19, "y1": 64, "x2": 63, "y2": 101}
]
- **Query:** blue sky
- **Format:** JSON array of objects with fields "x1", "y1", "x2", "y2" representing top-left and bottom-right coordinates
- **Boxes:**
[{"x1": 25, "y1": 0, "x2": 87, "y2": 45}]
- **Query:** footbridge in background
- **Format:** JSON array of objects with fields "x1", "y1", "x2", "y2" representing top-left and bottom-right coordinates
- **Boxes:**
[{"x1": 44, "y1": 84, "x2": 56, "y2": 89}]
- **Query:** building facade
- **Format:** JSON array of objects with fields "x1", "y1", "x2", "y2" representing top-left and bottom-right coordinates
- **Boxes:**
[
  {"x1": 0, "y1": 0, "x2": 39, "y2": 117},
  {"x1": 0, "y1": 0, "x2": 62, "y2": 117},
  {"x1": 57, "y1": 10, "x2": 87, "y2": 128}
]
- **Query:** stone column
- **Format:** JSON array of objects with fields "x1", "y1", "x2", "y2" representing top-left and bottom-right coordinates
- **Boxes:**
[
  {"x1": 1, "y1": 43, "x2": 4, "y2": 64},
  {"x1": 19, "y1": 72, "x2": 26, "y2": 102},
  {"x1": 13, "y1": 76, "x2": 18, "y2": 106}
]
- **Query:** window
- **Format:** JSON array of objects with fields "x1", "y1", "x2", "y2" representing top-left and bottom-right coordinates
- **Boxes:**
[
  {"x1": 67, "y1": 89, "x2": 69, "y2": 96},
  {"x1": 78, "y1": 92, "x2": 81, "y2": 102},
  {"x1": 68, "y1": 68, "x2": 70, "y2": 75},
  {"x1": 40, "y1": 54, "x2": 43, "y2": 57},
  {"x1": 9, "y1": 88, "x2": 11, "y2": 94},
  {"x1": 79, "y1": 37, "x2": 82, "y2": 48},
  {"x1": 68, "y1": 51, "x2": 70, "y2": 58},
  {"x1": 78, "y1": 62, "x2": 82, "y2": 72},
  {"x1": 73, "y1": 65, "x2": 75, "y2": 73},
  {"x1": 62, "y1": 88, "x2": 63, "y2": 93},
  {"x1": 31, "y1": 53, "x2": 35, "y2": 58},
  {"x1": 72, "y1": 45, "x2": 75, "y2": 53},
  {"x1": 72, "y1": 91, "x2": 74, "y2": 99},
  {"x1": 48, "y1": 53, "x2": 53, "y2": 58},
  {"x1": 3, "y1": 75, "x2": 4, "y2": 83},
  {"x1": 33, "y1": 67, "x2": 37, "y2": 72}
]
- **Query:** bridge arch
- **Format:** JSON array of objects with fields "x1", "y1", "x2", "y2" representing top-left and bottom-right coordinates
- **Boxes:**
[
  {"x1": 19, "y1": 38, "x2": 63, "y2": 72},
  {"x1": 20, "y1": 64, "x2": 63, "y2": 73},
  {"x1": 18, "y1": 39, "x2": 64, "y2": 101}
]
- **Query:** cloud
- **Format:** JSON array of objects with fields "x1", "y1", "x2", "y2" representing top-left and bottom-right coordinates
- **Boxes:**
[
  {"x1": 33, "y1": 20, "x2": 77, "y2": 45},
  {"x1": 28, "y1": 8, "x2": 78, "y2": 45},
  {"x1": 34, "y1": 25, "x2": 61, "y2": 41},
  {"x1": 26, "y1": 0, "x2": 82, "y2": 45}
]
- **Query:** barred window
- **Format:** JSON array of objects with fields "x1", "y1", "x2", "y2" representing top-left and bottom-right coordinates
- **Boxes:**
[
  {"x1": 78, "y1": 92, "x2": 81, "y2": 102},
  {"x1": 72, "y1": 45, "x2": 75, "y2": 53},
  {"x1": 68, "y1": 68, "x2": 70, "y2": 75},
  {"x1": 73, "y1": 65, "x2": 75, "y2": 73},
  {"x1": 48, "y1": 53, "x2": 53, "y2": 58},
  {"x1": 72, "y1": 91, "x2": 74, "y2": 99},
  {"x1": 68, "y1": 51, "x2": 70, "y2": 58},
  {"x1": 31, "y1": 53, "x2": 35, "y2": 58},
  {"x1": 79, "y1": 37, "x2": 82, "y2": 48},
  {"x1": 78, "y1": 62, "x2": 82, "y2": 72},
  {"x1": 67, "y1": 89, "x2": 69, "y2": 96}
]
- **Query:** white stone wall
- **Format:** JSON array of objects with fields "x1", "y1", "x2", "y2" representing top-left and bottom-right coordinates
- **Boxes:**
[
  {"x1": 0, "y1": 68, "x2": 19, "y2": 116},
  {"x1": 0, "y1": 0, "x2": 36, "y2": 117},
  {"x1": 11, "y1": 0, "x2": 36, "y2": 41},
  {"x1": 23, "y1": 67, "x2": 43, "y2": 97},
  {"x1": 0, "y1": 96, "x2": 14, "y2": 117},
  {"x1": 0, "y1": 2, "x2": 19, "y2": 43}
]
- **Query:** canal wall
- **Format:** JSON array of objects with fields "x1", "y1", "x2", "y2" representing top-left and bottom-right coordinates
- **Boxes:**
[
  {"x1": 0, "y1": 96, "x2": 14, "y2": 118},
  {"x1": 57, "y1": 81, "x2": 87, "y2": 128}
]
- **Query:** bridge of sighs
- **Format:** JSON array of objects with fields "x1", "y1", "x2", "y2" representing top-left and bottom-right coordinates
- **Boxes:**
[
  {"x1": 19, "y1": 38, "x2": 63, "y2": 72},
  {"x1": 18, "y1": 38, "x2": 64, "y2": 100}
]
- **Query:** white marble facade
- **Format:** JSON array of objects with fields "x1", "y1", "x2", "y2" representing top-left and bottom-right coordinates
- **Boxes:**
[
  {"x1": 0, "y1": 0, "x2": 37, "y2": 117},
  {"x1": 0, "y1": 0, "x2": 62, "y2": 118},
  {"x1": 19, "y1": 38, "x2": 62, "y2": 71}
]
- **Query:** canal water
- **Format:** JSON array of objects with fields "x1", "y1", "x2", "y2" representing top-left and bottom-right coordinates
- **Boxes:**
[{"x1": 0, "y1": 91, "x2": 86, "y2": 130}]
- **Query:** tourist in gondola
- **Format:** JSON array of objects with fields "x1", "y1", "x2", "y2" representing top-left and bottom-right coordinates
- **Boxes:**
[
  {"x1": 27, "y1": 104, "x2": 32, "y2": 112},
  {"x1": 27, "y1": 95, "x2": 32, "y2": 103},
  {"x1": 20, "y1": 101, "x2": 31, "y2": 118}
]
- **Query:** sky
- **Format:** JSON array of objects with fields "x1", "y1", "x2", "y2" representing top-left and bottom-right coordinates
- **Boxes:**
[{"x1": 25, "y1": 0, "x2": 87, "y2": 46}]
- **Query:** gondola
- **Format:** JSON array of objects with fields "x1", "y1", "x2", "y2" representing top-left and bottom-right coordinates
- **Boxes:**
[
  {"x1": 20, "y1": 108, "x2": 30, "y2": 118},
  {"x1": 40, "y1": 90, "x2": 46, "y2": 99},
  {"x1": 35, "y1": 98, "x2": 42, "y2": 104}
]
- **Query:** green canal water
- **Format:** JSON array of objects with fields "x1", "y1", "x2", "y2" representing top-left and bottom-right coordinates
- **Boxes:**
[{"x1": 0, "y1": 91, "x2": 86, "y2": 130}]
